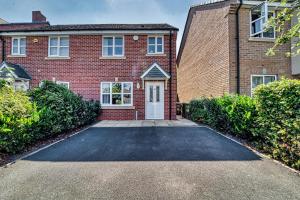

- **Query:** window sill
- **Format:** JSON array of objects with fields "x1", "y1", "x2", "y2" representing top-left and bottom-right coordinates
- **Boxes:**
[
  {"x1": 45, "y1": 56, "x2": 71, "y2": 60},
  {"x1": 248, "y1": 37, "x2": 275, "y2": 43},
  {"x1": 99, "y1": 56, "x2": 126, "y2": 60},
  {"x1": 7, "y1": 55, "x2": 26, "y2": 58},
  {"x1": 101, "y1": 106, "x2": 135, "y2": 110},
  {"x1": 146, "y1": 53, "x2": 166, "y2": 57}
]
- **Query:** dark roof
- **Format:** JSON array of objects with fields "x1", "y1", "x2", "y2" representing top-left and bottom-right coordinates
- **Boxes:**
[
  {"x1": 142, "y1": 64, "x2": 170, "y2": 79},
  {"x1": 0, "y1": 62, "x2": 31, "y2": 80},
  {"x1": 1, "y1": 23, "x2": 178, "y2": 32}
]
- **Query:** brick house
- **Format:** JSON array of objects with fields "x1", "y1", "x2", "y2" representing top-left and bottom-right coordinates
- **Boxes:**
[
  {"x1": 177, "y1": 0, "x2": 300, "y2": 103},
  {"x1": 0, "y1": 11, "x2": 178, "y2": 120}
]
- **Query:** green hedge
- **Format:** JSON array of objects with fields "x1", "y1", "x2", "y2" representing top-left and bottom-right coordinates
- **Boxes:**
[
  {"x1": 186, "y1": 79, "x2": 299, "y2": 170},
  {"x1": 0, "y1": 81, "x2": 100, "y2": 153}
]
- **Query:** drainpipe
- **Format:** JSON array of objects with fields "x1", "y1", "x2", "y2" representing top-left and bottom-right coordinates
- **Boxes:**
[
  {"x1": 235, "y1": 0, "x2": 243, "y2": 94},
  {"x1": 0, "y1": 36, "x2": 5, "y2": 62},
  {"x1": 169, "y1": 30, "x2": 172, "y2": 120}
]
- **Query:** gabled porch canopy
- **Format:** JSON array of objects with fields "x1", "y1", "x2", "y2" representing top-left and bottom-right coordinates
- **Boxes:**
[{"x1": 140, "y1": 63, "x2": 170, "y2": 89}]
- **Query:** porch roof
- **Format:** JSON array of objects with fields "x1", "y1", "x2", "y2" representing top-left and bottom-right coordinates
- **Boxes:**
[{"x1": 0, "y1": 61, "x2": 31, "y2": 80}]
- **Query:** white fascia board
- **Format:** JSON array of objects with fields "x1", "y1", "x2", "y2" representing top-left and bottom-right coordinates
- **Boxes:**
[
  {"x1": 243, "y1": 1, "x2": 292, "y2": 8},
  {"x1": 141, "y1": 63, "x2": 170, "y2": 79},
  {"x1": 0, "y1": 30, "x2": 171, "y2": 36}
]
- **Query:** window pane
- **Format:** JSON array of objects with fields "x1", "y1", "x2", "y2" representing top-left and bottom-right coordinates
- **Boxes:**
[
  {"x1": 112, "y1": 83, "x2": 121, "y2": 93},
  {"x1": 148, "y1": 37, "x2": 155, "y2": 45},
  {"x1": 251, "y1": 20, "x2": 262, "y2": 35},
  {"x1": 20, "y1": 38, "x2": 26, "y2": 46},
  {"x1": 251, "y1": 7, "x2": 262, "y2": 21},
  {"x1": 103, "y1": 37, "x2": 113, "y2": 46},
  {"x1": 157, "y1": 45, "x2": 163, "y2": 53},
  {"x1": 149, "y1": 86, "x2": 153, "y2": 102},
  {"x1": 156, "y1": 86, "x2": 160, "y2": 102},
  {"x1": 50, "y1": 38, "x2": 58, "y2": 46},
  {"x1": 264, "y1": 76, "x2": 276, "y2": 84},
  {"x1": 60, "y1": 37, "x2": 69, "y2": 46},
  {"x1": 157, "y1": 37, "x2": 163, "y2": 45},
  {"x1": 112, "y1": 94, "x2": 122, "y2": 105},
  {"x1": 115, "y1": 37, "x2": 123, "y2": 46},
  {"x1": 102, "y1": 83, "x2": 110, "y2": 93},
  {"x1": 123, "y1": 94, "x2": 131, "y2": 105},
  {"x1": 50, "y1": 47, "x2": 58, "y2": 56},
  {"x1": 123, "y1": 83, "x2": 132, "y2": 93},
  {"x1": 13, "y1": 39, "x2": 18, "y2": 46},
  {"x1": 102, "y1": 94, "x2": 110, "y2": 104},
  {"x1": 12, "y1": 47, "x2": 18, "y2": 54},
  {"x1": 115, "y1": 47, "x2": 123, "y2": 55},
  {"x1": 263, "y1": 28, "x2": 275, "y2": 38},
  {"x1": 59, "y1": 47, "x2": 69, "y2": 56},
  {"x1": 103, "y1": 47, "x2": 113, "y2": 56},
  {"x1": 148, "y1": 45, "x2": 155, "y2": 54},
  {"x1": 20, "y1": 47, "x2": 26, "y2": 55},
  {"x1": 252, "y1": 76, "x2": 263, "y2": 89}
]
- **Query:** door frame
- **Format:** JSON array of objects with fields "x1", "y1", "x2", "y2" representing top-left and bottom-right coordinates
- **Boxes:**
[{"x1": 145, "y1": 81, "x2": 164, "y2": 120}]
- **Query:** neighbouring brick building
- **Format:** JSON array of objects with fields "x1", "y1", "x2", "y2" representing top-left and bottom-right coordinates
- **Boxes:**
[
  {"x1": 177, "y1": 0, "x2": 300, "y2": 103},
  {"x1": 0, "y1": 11, "x2": 178, "y2": 120}
]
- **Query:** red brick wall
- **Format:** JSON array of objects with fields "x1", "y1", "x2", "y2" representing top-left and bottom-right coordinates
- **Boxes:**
[{"x1": 1, "y1": 33, "x2": 177, "y2": 120}]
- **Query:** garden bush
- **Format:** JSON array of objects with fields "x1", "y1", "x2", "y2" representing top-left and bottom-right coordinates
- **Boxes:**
[
  {"x1": 253, "y1": 79, "x2": 300, "y2": 170},
  {"x1": 0, "y1": 85, "x2": 39, "y2": 153}
]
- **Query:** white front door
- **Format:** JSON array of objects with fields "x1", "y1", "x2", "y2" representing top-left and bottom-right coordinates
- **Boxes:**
[{"x1": 145, "y1": 81, "x2": 164, "y2": 119}]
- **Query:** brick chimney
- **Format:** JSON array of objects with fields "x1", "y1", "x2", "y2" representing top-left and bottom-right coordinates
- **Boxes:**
[{"x1": 32, "y1": 11, "x2": 47, "y2": 23}]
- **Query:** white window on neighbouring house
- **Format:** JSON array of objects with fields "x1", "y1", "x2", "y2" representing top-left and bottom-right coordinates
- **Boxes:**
[
  {"x1": 102, "y1": 36, "x2": 124, "y2": 57},
  {"x1": 101, "y1": 82, "x2": 133, "y2": 106},
  {"x1": 147, "y1": 36, "x2": 164, "y2": 54},
  {"x1": 251, "y1": 75, "x2": 277, "y2": 95},
  {"x1": 56, "y1": 81, "x2": 70, "y2": 89},
  {"x1": 48, "y1": 36, "x2": 69, "y2": 57},
  {"x1": 11, "y1": 37, "x2": 26, "y2": 55},
  {"x1": 250, "y1": 2, "x2": 275, "y2": 38}
]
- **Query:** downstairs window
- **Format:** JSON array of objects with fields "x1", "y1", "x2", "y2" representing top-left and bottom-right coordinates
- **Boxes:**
[{"x1": 101, "y1": 82, "x2": 133, "y2": 106}]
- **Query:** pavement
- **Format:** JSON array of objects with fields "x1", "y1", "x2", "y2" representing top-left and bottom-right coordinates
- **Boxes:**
[{"x1": 0, "y1": 121, "x2": 299, "y2": 200}]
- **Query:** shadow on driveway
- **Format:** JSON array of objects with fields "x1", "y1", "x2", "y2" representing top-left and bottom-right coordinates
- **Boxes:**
[{"x1": 23, "y1": 127, "x2": 260, "y2": 162}]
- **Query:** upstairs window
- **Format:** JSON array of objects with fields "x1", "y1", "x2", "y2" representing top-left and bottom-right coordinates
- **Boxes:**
[
  {"x1": 101, "y1": 82, "x2": 133, "y2": 106},
  {"x1": 11, "y1": 37, "x2": 26, "y2": 55},
  {"x1": 250, "y1": 2, "x2": 275, "y2": 38},
  {"x1": 48, "y1": 36, "x2": 69, "y2": 57},
  {"x1": 102, "y1": 36, "x2": 124, "y2": 57},
  {"x1": 148, "y1": 36, "x2": 164, "y2": 54}
]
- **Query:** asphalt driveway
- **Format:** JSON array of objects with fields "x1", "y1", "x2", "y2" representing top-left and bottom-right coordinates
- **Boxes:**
[{"x1": 0, "y1": 126, "x2": 299, "y2": 200}]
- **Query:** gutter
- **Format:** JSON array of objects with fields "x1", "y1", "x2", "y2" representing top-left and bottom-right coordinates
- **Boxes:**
[
  {"x1": 235, "y1": 0, "x2": 243, "y2": 94},
  {"x1": 0, "y1": 36, "x2": 5, "y2": 62},
  {"x1": 169, "y1": 30, "x2": 172, "y2": 120}
]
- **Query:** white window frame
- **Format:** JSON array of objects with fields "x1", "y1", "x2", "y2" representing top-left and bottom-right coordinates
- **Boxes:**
[
  {"x1": 11, "y1": 37, "x2": 26, "y2": 55},
  {"x1": 102, "y1": 36, "x2": 124, "y2": 57},
  {"x1": 251, "y1": 74, "x2": 277, "y2": 96},
  {"x1": 48, "y1": 36, "x2": 69, "y2": 57},
  {"x1": 56, "y1": 81, "x2": 70, "y2": 89},
  {"x1": 100, "y1": 82, "x2": 133, "y2": 106},
  {"x1": 249, "y1": 2, "x2": 276, "y2": 39},
  {"x1": 147, "y1": 36, "x2": 164, "y2": 54}
]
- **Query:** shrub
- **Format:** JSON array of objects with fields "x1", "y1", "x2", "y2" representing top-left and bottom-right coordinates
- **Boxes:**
[
  {"x1": 0, "y1": 85, "x2": 39, "y2": 153},
  {"x1": 30, "y1": 81, "x2": 100, "y2": 138},
  {"x1": 253, "y1": 79, "x2": 300, "y2": 170}
]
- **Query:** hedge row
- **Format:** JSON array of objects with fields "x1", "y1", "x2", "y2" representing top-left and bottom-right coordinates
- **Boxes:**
[
  {"x1": 0, "y1": 81, "x2": 100, "y2": 153},
  {"x1": 186, "y1": 79, "x2": 300, "y2": 170}
]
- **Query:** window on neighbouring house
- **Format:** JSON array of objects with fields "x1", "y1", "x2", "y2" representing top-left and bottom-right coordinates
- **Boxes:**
[
  {"x1": 102, "y1": 36, "x2": 124, "y2": 57},
  {"x1": 11, "y1": 37, "x2": 26, "y2": 55},
  {"x1": 250, "y1": 2, "x2": 275, "y2": 38},
  {"x1": 101, "y1": 82, "x2": 133, "y2": 106},
  {"x1": 251, "y1": 75, "x2": 277, "y2": 95},
  {"x1": 147, "y1": 36, "x2": 164, "y2": 54},
  {"x1": 48, "y1": 36, "x2": 69, "y2": 57},
  {"x1": 56, "y1": 81, "x2": 70, "y2": 89}
]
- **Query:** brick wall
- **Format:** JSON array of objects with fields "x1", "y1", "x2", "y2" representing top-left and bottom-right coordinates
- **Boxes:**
[
  {"x1": 177, "y1": 1, "x2": 231, "y2": 103},
  {"x1": 1, "y1": 33, "x2": 177, "y2": 120}
]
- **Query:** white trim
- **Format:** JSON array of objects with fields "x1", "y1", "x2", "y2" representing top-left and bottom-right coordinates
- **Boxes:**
[
  {"x1": 140, "y1": 63, "x2": 171, "y2": 79},
  {"x1": 102, "y1": 35, "x2": 125, "y2": 57},
  {"x1": 0, "y1": 30, "x2": 171, "y2": 36},
  {"x1": 11, "y1": 37, "x2": 26, "y2": 56},
  {"x1": 48, "y1": 36, "x2": 70, "y2": 57},
  {"x1": 147, "y1": 35, "x2": 164, "y2": 54},
  {"x1": 243, "y1": 1, "x2": 292, "y2": 8},
  {"x1": 0, "y1": 62, "x2": 18, "y2": 79},
  {"x1": 251, "y1": 74, "x2": 277, "y2": 96},
  {"x1": 56, "y1": 81, "x2": 70, "y2": 89},
  {"x1": 100, "y1": 82, "x2": 133, "y2": 106}
]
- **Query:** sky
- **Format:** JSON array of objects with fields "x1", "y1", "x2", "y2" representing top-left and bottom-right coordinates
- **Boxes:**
[{"x1": 0, "y1": 0, "x2": 206, "y2": 52}]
